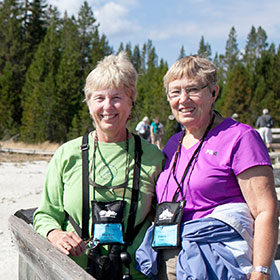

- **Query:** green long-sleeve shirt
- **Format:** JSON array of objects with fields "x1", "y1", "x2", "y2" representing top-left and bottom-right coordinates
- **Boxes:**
[{"x1": 33, "y1": 133, "x2": 164, "y2": 279}]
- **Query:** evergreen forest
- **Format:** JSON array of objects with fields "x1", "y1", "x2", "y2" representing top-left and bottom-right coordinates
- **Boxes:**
[{"x1": 1, "y1": 0, "x2": 280, "y2": 145}]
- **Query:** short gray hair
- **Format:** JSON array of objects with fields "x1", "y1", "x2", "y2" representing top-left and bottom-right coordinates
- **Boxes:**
[
  {"x1": 84, "y1": 51, "x2": 138, "y2": 102},
  {"x1": 163, "y1": 55, "x2": 217, "y2": 93}
]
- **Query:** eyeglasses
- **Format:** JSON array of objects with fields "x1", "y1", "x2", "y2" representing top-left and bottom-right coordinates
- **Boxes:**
[{"x1": 168, "y1": 84, "x2": 208, "y2": 100}]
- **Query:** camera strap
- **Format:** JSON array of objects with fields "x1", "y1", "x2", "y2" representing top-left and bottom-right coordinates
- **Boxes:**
[
  {"x1": 152, "y1": 114, "x2": 215, "y2": 249},
  {"x1": 66, "y1": 132, "x2": 143, "y2": 243},
  {"x1": 162, "y1": 113, "x2": 215, "y2": 203},
  {"x1": 65, "y1": 134, "x2": 89, "y2": 239}
]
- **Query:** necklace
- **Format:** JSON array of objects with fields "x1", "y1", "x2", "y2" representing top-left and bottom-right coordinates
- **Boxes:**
[
  {"x1": 161, "y1": 113, "x2": 215, "y2": 202},
  {"x1": 89, "y1": 130, "x2": 130, "y2": 200}
]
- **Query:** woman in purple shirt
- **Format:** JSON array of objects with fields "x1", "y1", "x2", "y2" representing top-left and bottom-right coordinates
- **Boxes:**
[{"x1": 154, "y1": 55, "x2": 279, "y2": 280}]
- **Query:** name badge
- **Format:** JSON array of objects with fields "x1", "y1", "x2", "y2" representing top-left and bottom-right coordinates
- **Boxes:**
[
  {"x1": 92, "y1": 200, "x2": 126, "y2": 245},
  {"x1": 152, "y1": 200, "x2": 185, "y2": 249},
  {"x1": 94, "y1": 223, "x2": 124, "y2": 244}
]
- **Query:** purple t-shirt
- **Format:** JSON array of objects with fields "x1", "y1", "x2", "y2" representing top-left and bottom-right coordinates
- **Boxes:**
[{"x1": 156, "y1": 118, "x2": 271, "y2": 222}]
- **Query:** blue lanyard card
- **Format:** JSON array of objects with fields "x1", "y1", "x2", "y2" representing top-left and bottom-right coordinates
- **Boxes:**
[
  {"x1": 152, "y1": 200, "x2": 185, "y2": 249},
  {"x1": 92, "y1": 200, "x2": 125, "y2": 245}
]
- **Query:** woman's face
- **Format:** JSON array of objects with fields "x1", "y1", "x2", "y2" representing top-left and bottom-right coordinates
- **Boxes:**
[
  {"x1": 167, "y1": 77, "x2": 217, "y2": 131},
  {"x1": 88, "y1": 88, "x2": 132, "y2": 142}
]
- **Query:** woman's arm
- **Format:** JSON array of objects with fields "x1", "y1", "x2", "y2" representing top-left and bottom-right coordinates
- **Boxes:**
[
  {"x1": 238, "y1": 165, "x2": 279, "y2": 280},
  {"x1": 33, "y1": 146, "x2": 86, "y2": 257}
]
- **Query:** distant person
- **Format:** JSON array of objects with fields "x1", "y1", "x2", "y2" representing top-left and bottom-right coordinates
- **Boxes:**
[
  {"x1": 231, "y1": 113, "x2": 239, "y2": 121},
  {"x1": 256, "y1": 108, "x2": 274, "y2": 152},
  {"x1": 135, "y1": 116, "x2": 150, "y2": 141},
  {"x1": 150, "y1": 117, "x2": 164, "y2": 149}
]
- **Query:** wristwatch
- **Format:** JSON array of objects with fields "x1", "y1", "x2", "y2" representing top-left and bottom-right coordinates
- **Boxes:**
[{"x1": 251, "y1": 266, "x2": 271, "y2": 275}]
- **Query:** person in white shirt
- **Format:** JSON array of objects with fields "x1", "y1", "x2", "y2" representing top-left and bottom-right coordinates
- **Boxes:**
[{"x1": 136, "y1": 116, "x2": 150, "y2": 141}]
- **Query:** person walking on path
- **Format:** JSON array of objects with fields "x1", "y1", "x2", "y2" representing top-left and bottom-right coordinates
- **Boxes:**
[
  {"x1": 135, "y1": 116, "x2": 150, "y2": 141},
  {"x1": 150, "y1": 117, "x2": 164, "y2": 149},
  {"x1": 256, "y1": 108, "x2": 274, "y2": 152}
]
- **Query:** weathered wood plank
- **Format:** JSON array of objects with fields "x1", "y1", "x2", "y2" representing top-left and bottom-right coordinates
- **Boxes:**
[
  {"x1": 272, "y1": 128, "x2": 280, "y2": 143},
  {"x1": 272, "y1": 128, "x2": 280, "y2": 133},
  {"x1": 19, "y1": 255, "x2": 41, "y2": 280},
  {"x1": 9, "y1": 215, "x2": 95, "y2": 280},
  {"x1": 0, "y1": 147, "x2": 54, "y2": 155},
  {"x1": 271, "y1": 153, "x2": 280, "y2": 166}
]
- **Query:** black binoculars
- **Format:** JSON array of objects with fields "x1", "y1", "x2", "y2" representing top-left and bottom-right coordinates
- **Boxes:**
[{"x1": 87, "y1": 244, "x2": 132, "y2": 280}]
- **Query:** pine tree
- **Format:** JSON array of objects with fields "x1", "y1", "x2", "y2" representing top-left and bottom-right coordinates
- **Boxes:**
[
  {"x1": 256, "y1": 26, "x2": 268, "y2": 57},
  {"x1": 23, "y1": 0, "x2": 48, "y2": 68},
  {"x1": 117, "y1": 42, "x2": 124, "y2": 53},
  {"x1": 0, "y1": 62, "x2": 17, "y2": 138},
  {"x1": 220, "y1": 63, "x2": 252, "y2": 124},
  {"x1": 54, "y1": 13, "x2": 84, "y2": 142},
  {"x1": 131, "y1": 45, "x2": 141, "y2": 73},
  {"x1": 67, "y1": 113, "x2": 82, "y2": 140},
  {"x1": 77, "y1": 1, "x2": 96, "y2": 74},
  {"x1": 147, "y1": 41, "x2": 158, "y2": 69},
  {"x1": 125, "y1": 42, "x2": 133, "y2": 60},
  {"x1": 0, "y1": 0, "x2": 25, "y2": 137},
  {"x1": 20, "y1": 10, "x2": 60, "y2": 142},
  {"x1": 178, "y1": 45, "x2": 186, "y2": 59},
  {"x1": 273, "y1": 45, "x2": 280, "y2": 100},
  {"x1": 197, "y1": 36, "x2": 211, "y2": 58},
  {"x1": 140, "y1": 42, "x2": 147, "y2": 74},
  {"x1": 243, "y1": 26, "x2": 257, "y2": 66},
  {"x1": 133, "y1": 40, "x2": 170, "y2": 144},
  {"x1": 271, "y1": 45, "x2": 280, "y2": 126},
  {"x1": 0, "y1": 0, "x2": 23, "y2": 70},
  {"x1": 90, "y1": 29, "x2": 112, "y2": 70},
  {"x1": 224, "y1": 26, "x2": 239, "y2": 71},
  {"x1": 67, "y1": 27, "x2": 112, "y2": 140},
  {"x1": 213, "y1": 53, "x2": 227, "y2": 113},
  {"x1": 251, "y1": 46, "x2": 279, "y2": 126}
]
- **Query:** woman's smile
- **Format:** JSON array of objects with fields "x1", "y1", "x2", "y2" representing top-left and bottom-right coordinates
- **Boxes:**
[{"x1": 101, "y1": 113, "x2": 118, "y2": 120}]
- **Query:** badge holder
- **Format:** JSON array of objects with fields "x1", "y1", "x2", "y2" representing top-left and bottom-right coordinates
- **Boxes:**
[
  {"x1": 91, "y1": 200, "x2": 126, "y2": 245},
  {"x1": 152, "y1": 115, "x2": 216, "y2": 250},
  {"x1": 152, "y1": 200, "x2": 186, "y2": 249}
]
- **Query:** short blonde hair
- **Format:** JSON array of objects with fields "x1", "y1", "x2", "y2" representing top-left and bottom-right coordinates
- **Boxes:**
[
  {"x1": 84, "y1": 51, "x2": 138, "y2": 102},
  {"x1": 163, "y1": 55, "x2": 217, "y2": 93}
]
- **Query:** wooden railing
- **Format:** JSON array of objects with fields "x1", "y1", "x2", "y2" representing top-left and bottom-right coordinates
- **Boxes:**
[
  {"x1": 8, "y1": 214, "x2": 95, "y2": 280},
  {"x1": 0, "y1": 146, "x2": 54, "y2": 155},
  {"x1": 272, "y1": 128, "x2": 280, "y2": 143}
]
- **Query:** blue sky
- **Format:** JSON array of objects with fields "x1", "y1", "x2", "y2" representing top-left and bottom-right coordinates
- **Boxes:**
[{"x1": 48, "y1": 0, "x2": 280, "y2": 66}]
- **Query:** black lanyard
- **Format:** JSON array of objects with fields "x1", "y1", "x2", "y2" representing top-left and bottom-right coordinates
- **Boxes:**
[
  {"x1": 166, "y1": 114, "x2": 215, "y2": 202},
  {"x1": 89, "y1": 130, "x2": 130, "y2": 201}
]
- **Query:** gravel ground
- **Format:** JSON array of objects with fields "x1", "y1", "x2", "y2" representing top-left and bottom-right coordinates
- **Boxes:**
[{"x1": 0, "y1": 155, "x2": 50, "y2": 279}]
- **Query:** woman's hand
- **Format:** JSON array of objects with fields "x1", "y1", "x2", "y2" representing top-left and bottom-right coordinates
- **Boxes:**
[{"x1": 47, "y1": 229, "x2": 86, "y2": 257}]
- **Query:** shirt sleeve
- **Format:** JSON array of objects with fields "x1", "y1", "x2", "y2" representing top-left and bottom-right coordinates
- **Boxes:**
[
  {"x1": 231, "y1": 128, "x2": 271, "y2": 176},
  {"x1": 135, "y1": 122, "x2": 141, "y2": 132}
]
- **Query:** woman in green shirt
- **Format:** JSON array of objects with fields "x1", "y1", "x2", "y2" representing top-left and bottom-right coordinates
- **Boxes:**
[{"x1": 33, "y1": 52, "x2": 164, "y2": 280}]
